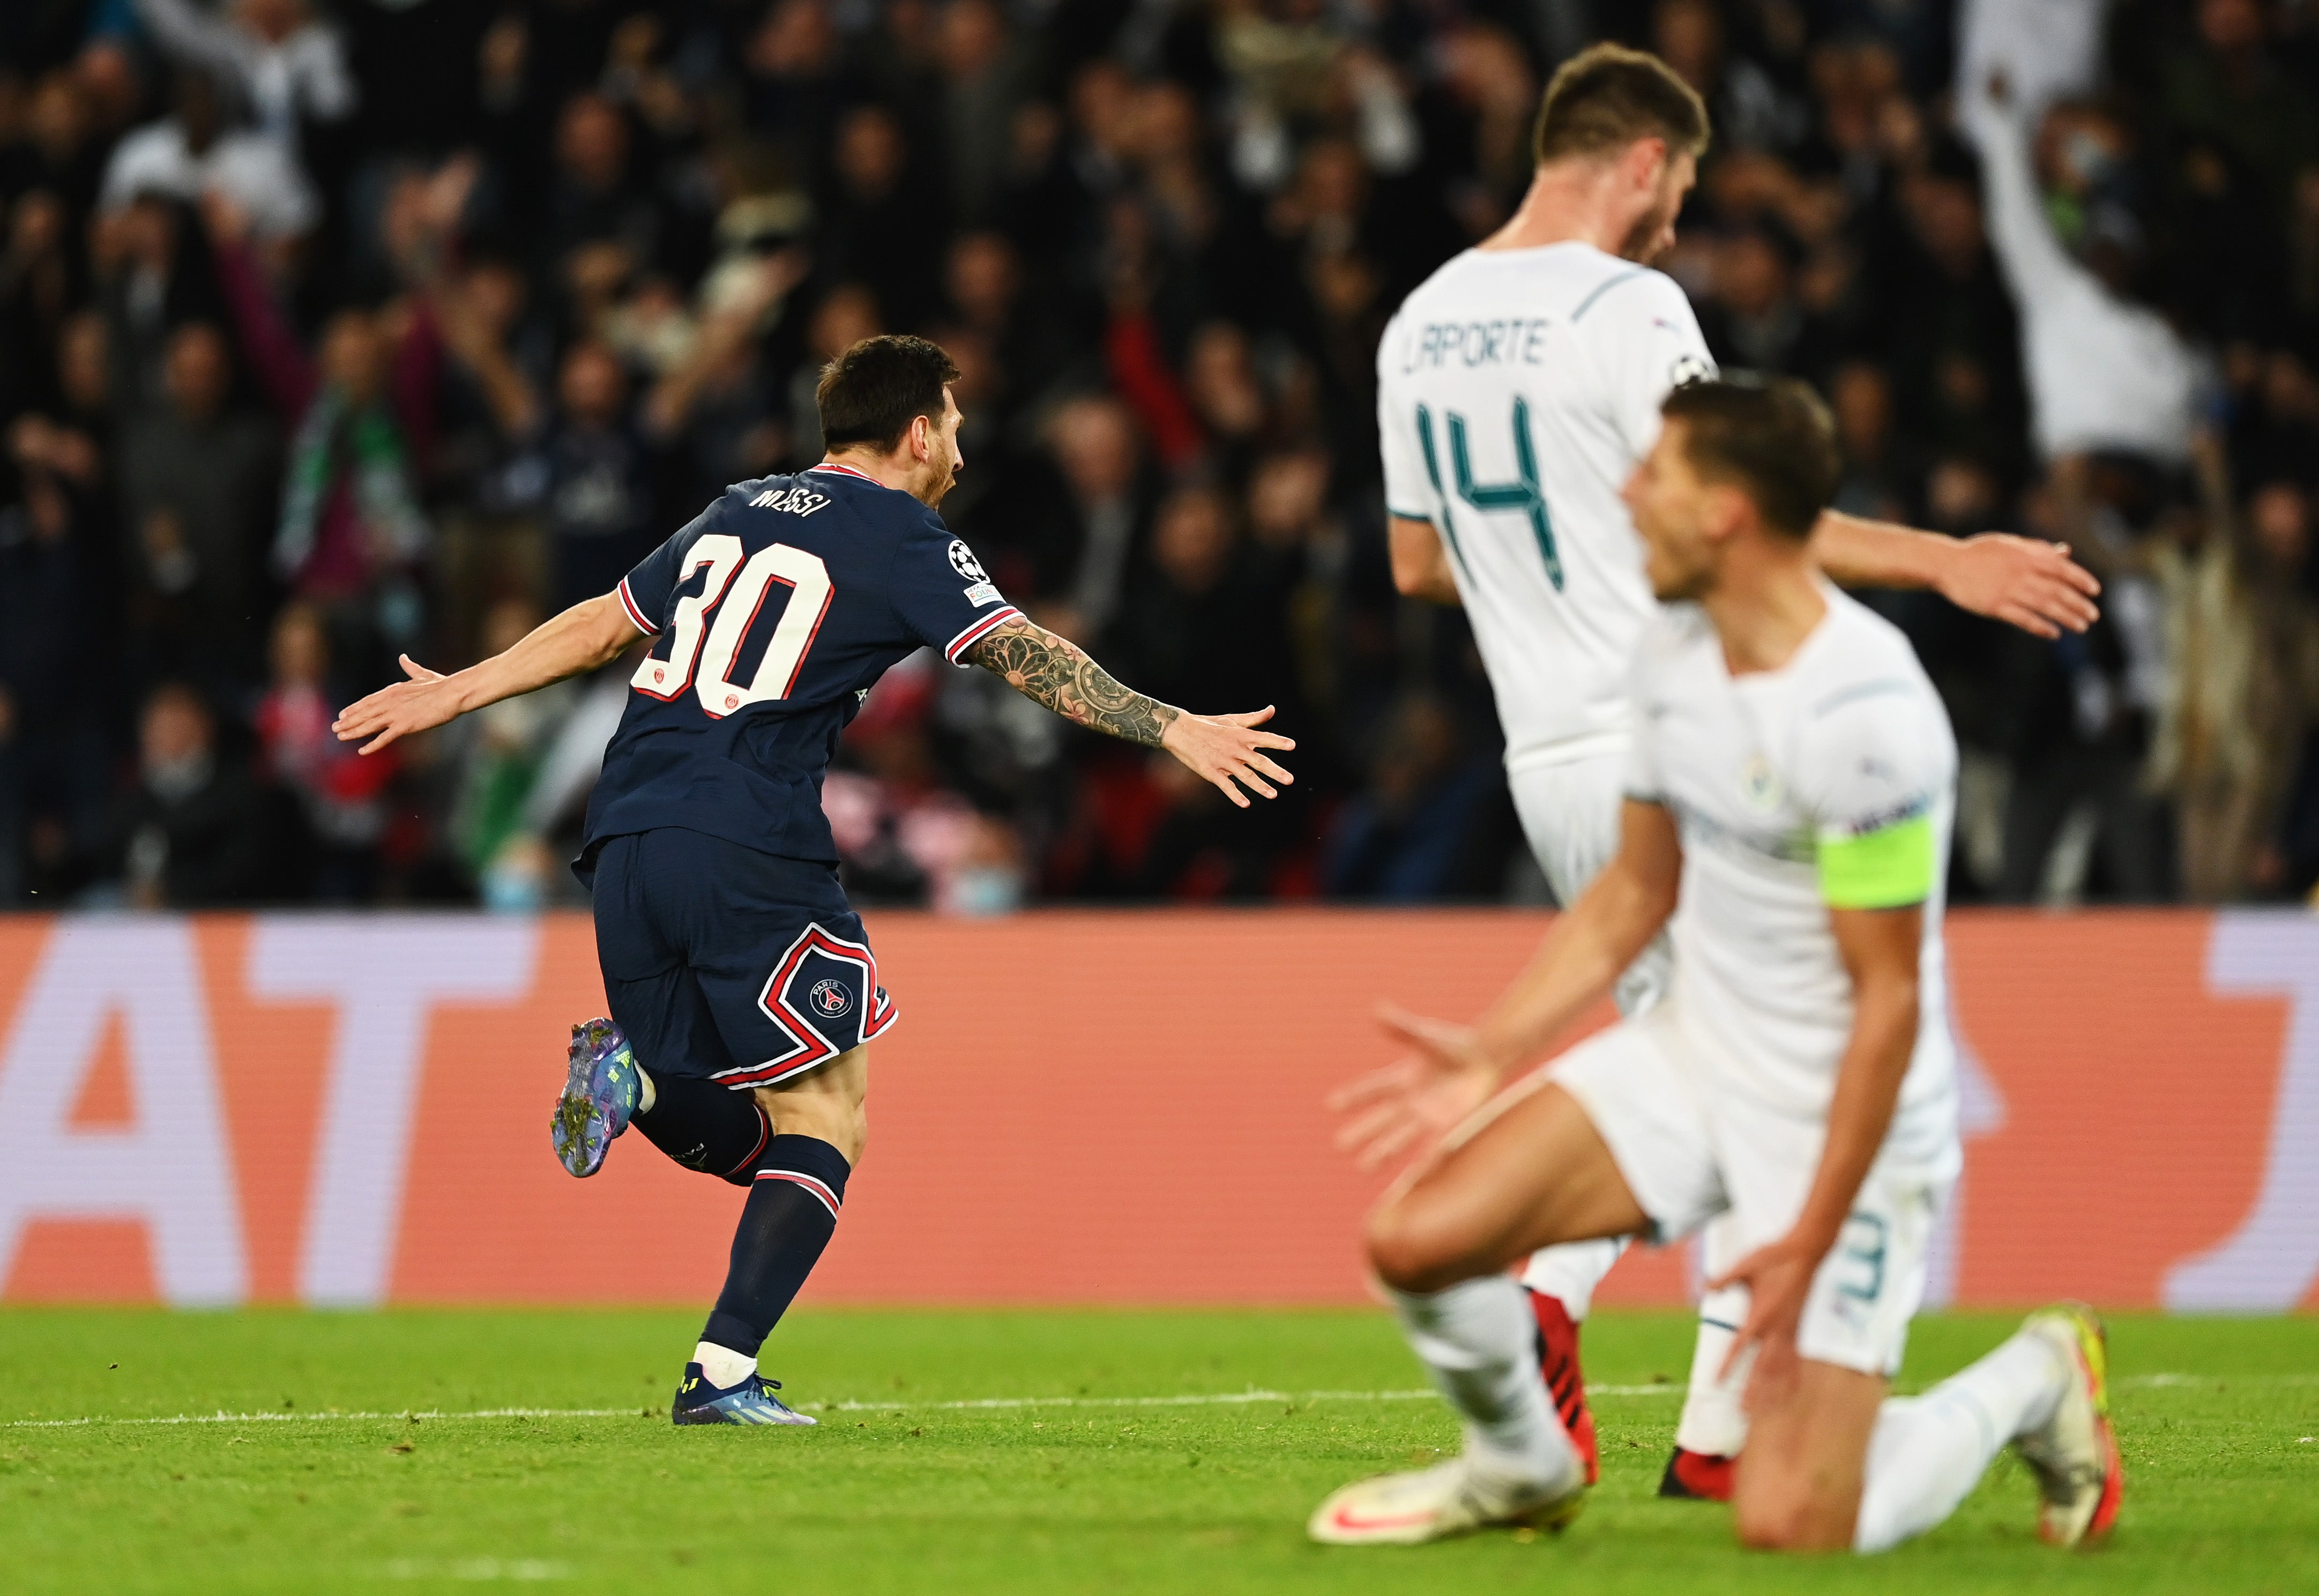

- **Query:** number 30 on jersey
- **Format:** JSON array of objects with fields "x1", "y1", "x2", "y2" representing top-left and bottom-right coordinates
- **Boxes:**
[{"x1": 631, "y1": 534, "x2": 833, "y2": 717}]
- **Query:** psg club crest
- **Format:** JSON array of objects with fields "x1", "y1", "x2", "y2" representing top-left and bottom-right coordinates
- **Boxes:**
[
  {"x1": 946, "y1": 539, "x2": 990, "y2": 584},
  {"x1": 747, "y1": 923, "x2": 896, "y2": 1083}
]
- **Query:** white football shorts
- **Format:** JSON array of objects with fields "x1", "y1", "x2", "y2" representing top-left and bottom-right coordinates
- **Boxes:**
[
  {"x1": 1547, "y1": 1012, "x2": 1960, "y2": 1377},
  {"x1": 1507, "y1": 750, "x2": 1670, "y2": 1015},
  {"x1": 1510, "y1": 748, "x2": 1680, "y2": 1314}
]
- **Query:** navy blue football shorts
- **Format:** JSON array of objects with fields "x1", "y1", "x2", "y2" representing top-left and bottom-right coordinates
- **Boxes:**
[{"x1": 584, "y1": 828, "x2": 896, "y2": 1090}]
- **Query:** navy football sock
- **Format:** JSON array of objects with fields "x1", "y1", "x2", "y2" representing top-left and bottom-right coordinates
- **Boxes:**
[
  {"x1": 700, "y1": 1135, "x2": 851, "y2": 1358},
  {"x1": 633, "y1": 1075, "x2": 770, "y2": 1182}
]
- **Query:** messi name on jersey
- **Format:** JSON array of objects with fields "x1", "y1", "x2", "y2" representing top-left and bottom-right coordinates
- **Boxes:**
[{"x1": 750, "y1": 483, "x2": 832, "y2": 517}]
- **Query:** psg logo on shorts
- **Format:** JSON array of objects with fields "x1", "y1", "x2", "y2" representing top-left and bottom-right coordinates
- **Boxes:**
[{"x1": 808, "y1": 978, "x2": 854, "y2": 1019}]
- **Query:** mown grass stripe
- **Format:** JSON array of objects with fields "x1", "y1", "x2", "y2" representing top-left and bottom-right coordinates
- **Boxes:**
[
  {"x1": 8, "y1": 1371, "x2": 2292, "y2": 1431},
  {"x1": 5, "y1": 1386, "x2": 1685, "y2": 1429}
]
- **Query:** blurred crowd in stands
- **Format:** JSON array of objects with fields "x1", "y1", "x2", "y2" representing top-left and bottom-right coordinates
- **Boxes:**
[{"x1": 2, "y1": 0, "x2": 2318, "y2": 912}]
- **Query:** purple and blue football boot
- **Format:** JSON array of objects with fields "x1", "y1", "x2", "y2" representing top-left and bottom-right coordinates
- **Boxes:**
[
  {"x1": 671, "y1": 1363, "x2": 818, "y2": 1426},
  {"x1": 550, "y1": 1017, "x2": 642, "y2": 1178}
]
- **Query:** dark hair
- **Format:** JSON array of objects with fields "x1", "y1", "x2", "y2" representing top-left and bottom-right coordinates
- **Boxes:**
[
  {"x1": 1660, "y1": 376, "x2": 1839, "y2": 540},
  {"x1": 1532, "y1": 43, "x2": 1711, "y2": 166},
  {"x1": 816, "y1": 334, "x2": 961, "y2": 451}
]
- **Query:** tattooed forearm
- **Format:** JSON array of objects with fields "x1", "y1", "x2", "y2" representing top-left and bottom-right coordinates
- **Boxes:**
[{"x1": 966, "y1": 618, "x2": 1181, "y2": 748}]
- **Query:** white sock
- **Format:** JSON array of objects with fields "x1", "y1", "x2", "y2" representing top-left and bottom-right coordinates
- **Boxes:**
[
  {"x1": 1516, "y1": 1237, "x2": 1625, "y2": 1322},
  {"x1": 1673, "y1": 1301, "x2": 1751, "y2": 1458},
  {"x1": 637, "y1": 1069, "x2": 657, "y2": 1114},
  {"x1": 1854, "y1": 1331, "x2": 2068, "y2": 1553},
  {"x1": 1389, "y1": 1276, "x2": 1579, "y2": 1490},
  {"x1": 694, "y1": 1340, "x2": 756, "y2": 1389}
]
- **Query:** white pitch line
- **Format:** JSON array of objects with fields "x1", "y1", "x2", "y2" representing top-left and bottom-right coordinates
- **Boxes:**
[
  {"x1": 3, "y1": 1406, "x2": 642, "y2": 1431},
  {"x1": 16, "y1": 1373, "x2": 2287, "y2": 1432},
  {"x1": 822, "y1": 1383, "x2": 1687, "y2": 1412},
  {"x1": 2, "y1": 1384, "x2": 1689, "y2": 1432},
  {"x1": 821, "y1": 1389, "x2": 1423, "y2": 1413}
]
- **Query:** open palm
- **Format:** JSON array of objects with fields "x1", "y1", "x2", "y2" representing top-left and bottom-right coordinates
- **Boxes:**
[{"x1": 1326, "y1": 1005, "x2": 1500, "y2": 1170}]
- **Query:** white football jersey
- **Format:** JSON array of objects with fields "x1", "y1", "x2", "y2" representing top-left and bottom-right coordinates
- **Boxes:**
[
  {"x1": 1624, "y1": 585, "x2": 1960, "y2": 1129},
  {"x1": 1376, "y1": 243, "x2": 1715, "y2": 770}
]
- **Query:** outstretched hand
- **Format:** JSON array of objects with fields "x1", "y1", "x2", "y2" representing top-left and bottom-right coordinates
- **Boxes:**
[
  {"x1": 332, "y1": 654, "x2": 458, "y2": 755},
  {"x1": 1325, "y1": 1004, "x2": 1500, "y2": 1171},
  {"x1": 1159, "y1": 705, "x2": 1296, "y2": 808},
  {"x1": 1938, "y1": 534, "x2": 2100, "y2": 639}
]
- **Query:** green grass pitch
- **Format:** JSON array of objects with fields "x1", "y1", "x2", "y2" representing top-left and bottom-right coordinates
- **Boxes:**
[{"x1": 1, "y1": 1307, "x2": 2313, "y2": 1594}]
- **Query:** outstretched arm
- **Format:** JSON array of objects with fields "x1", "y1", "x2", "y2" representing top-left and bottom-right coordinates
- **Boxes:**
[
  {"x1": 333, "y1": 592, "x2": 639, "y2": 754},
  {"x1": 964, "y1": 615, "x2": 1295, "y2": 807},
  {"x1": 1329, "y1": 799, "x2": 1683, "y2": 1168},
  {"x1": 1959, "y1": 71, "x2": 2079, "y2": 314},
  {"x1": 1811, "y1": 509, "x2": 2101, "y2": 639}
]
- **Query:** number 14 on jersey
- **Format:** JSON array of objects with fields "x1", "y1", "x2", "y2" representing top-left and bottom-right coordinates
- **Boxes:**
[{"x1": 1418, "y1": 397, "x2": 1565, "y2": 591}]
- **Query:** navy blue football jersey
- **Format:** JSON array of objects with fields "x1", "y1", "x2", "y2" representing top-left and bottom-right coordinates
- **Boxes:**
[{"x1": 581, "y1": 461, "x2": 1022, "y2": 865}]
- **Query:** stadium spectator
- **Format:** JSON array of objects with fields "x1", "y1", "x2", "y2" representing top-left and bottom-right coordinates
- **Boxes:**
[
  {"x1": 936, "y1": 0, "x2": 1032, "y2": 228},
  {"x1": 116, "y1": 319, "x2": 277, "y2": 687},
  {"x1": 2147, "y1": 473, "x2": 2319, "y2": 899},
  {"x1": 443, "y1": 595, "x2": 580, "y2": 900},
  {"x1": 1962, "y1": 72, "x2": 2204, "y2": 469},
  {"x1": 130, "y1": 0, "x2": 354, "y2": 149},
  {"x1": 0, "y1": 413, "x2": 113, "y2": 902},
  {"x1": 779, "y1": 279, "x2": 882, "y2": 469},
  {"x1": 205, "y1": 189, "x2": 433, "y2": 670},
  {"x1": 2158, "y1": 0, "x2": 2319, "y2": 218},
  {"x1": 0, "y1": 187, "x2": 80, "y2": 422},
  {"x1": 495, "y1": 339, "x2": 657, "y2": 614},
  {"x1": 1827, "y1": 361, "x2": 1924, "y2": 525},
  {"x1": 1109, "y1": 481, "x2": 1291, "y2": 714},
  {"x1": 1987, "y1": 467, "x2": 2176, "y2": 904},
  {"x1": 1040, "y1": 393, "x2": 1153, "y2": 639},
  {"x1": 94, "y1": 190, "x2": 219, "y2": 415},
  {"x1": 535, "y1": 91, "x2": 676, "y2": 286},
  {"x1": 255, "y1": 600, "x2": 393, "y2": 901},
  {"x1": 3, "y1": 0, "x2": 2318, "y2": 910},
  {"x1": 820, "y1": 102, "x2": 945, "y2": 335},
  {"x1": 5, "y1": 69, "x2": 107, "y2": 228},
  {"x1": 91, "y1": 681, "x2": 283, "y2": 908},
  {"x1": 100, "y1": 68, "x2": 317, "y2": 243},
  {"x1": 1322, "y1": 692, "x2": 1502, "y2": 900}
]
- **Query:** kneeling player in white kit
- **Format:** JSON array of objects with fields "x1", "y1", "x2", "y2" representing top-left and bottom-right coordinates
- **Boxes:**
[
  {"x1": 1338, "y1": 42, "x2": 2100, "y2": 1501},
  {"x1": 1312, "y1": 378, "x2": 2120, "y2": 1550}
]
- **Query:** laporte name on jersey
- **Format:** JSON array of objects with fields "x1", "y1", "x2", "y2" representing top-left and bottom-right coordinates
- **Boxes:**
[{"x1": 1399, "y1": 316, "x2": 1560, "y2": 372}]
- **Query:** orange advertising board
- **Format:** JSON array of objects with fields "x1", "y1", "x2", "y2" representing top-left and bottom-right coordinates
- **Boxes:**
[{"x1": 1, "y1": 910, "x2": 2313, "y2": 1311}]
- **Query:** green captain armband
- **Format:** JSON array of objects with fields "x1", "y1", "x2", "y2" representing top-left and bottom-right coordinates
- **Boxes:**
[{"x1": 1817, "y1": 813, "x2": 1935, "y2": 909}]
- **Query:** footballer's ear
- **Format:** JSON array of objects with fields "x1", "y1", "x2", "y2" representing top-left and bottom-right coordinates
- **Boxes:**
[
  {"x1": 1702, "y1": 481, "x2": 1753, "y2": 543},
  {"x1": 907, "y1": 411, "x2": 934, "y2": 460},
  {"x1": 1621, "y1": 133, "x2": 1668, "y2": 192}
]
